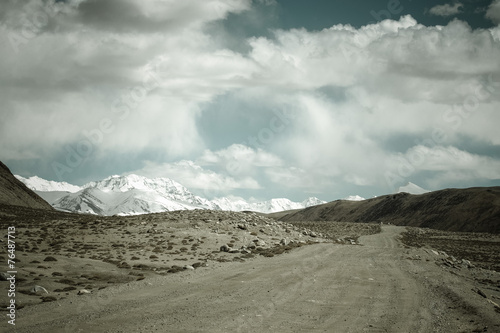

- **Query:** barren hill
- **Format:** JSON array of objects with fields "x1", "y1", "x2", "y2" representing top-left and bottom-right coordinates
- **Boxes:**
[
  {"x1": 278, "y1": 187, "x2": 500, "y2": 234},
  {"x1": 0, "y1": 161, "x2": 53, "y2": 210}
]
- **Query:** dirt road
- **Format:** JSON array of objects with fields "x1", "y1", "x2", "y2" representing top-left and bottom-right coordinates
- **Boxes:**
[{"x1": 8, "y1": 226, "x2": 500, "y2": 332}]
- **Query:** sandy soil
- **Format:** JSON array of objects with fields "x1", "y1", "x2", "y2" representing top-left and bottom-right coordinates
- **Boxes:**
[{"x1": 4, "y1": 225, "x2": 500, "y2": 333}]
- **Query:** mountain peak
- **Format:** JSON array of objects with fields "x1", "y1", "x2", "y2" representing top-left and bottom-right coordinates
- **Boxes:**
[
  {"x1": 15, "y1": 175, "x2": 82, "y2": 193},
  {"x1": 397, "y1": 182, "x2": 429, "y2": 195},
  {"x1": 17, "y1": 173, "x2": 329, "y2": 215},
  {"x1": 343, "y1": 195, "x2": 365, "y2": 201}
]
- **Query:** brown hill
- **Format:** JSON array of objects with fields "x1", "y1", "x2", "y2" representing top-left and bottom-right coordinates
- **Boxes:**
[
  {"x1": 0, "y1": 161, "x2": 53, "y2": 210},
  {"x1": 278, "y1": 187, "x2": 500, "y2": 234}
]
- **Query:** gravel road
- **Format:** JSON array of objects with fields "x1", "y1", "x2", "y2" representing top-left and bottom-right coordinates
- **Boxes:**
[{"x1": 9, "y1": 226, "x2": 500, "y2": 333}]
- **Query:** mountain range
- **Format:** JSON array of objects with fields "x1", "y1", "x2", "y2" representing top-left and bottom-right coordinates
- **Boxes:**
[
  {"x1": 15, "y1": 174, "x2": 328, "y2": 216},
  {"x1": 278, "y1": 186, "x2": 500, "y2": 233}
]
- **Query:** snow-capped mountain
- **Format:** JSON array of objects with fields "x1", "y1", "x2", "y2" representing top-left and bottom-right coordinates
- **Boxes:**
[
  {"x1": 301, "y1": 197, "x2": 327, "y2": 207},
  {"x1": 49, "y1": 174, "x2": 218, "y2": 215},
  {"x1": 397, "y1": 182, "x2": 430, "y2": 195},
  {"x1": 15, "y1": 175, "x2": 82, "y2": 193},
  {"x1": 16, "y1": 174, "x2": 326, "y2": 215},
  {"x1": 343, "y1": 195, "x2": 365, "y2": 201},
  {"x1": 212, "y1": 196, "x2": 326, "y2": 213}
]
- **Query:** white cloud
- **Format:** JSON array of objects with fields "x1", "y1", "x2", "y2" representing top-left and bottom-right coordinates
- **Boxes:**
[
  {"x1": 429, "y1": 3, "x2": 463, "y2": 17},
  {"x1": 1, "y1": 2, "x2": 500, "y2": 198},
  {"x1": 199, "y1": 144, "x2": 283, "y2": 173},
  {"x1": 486, "y1": 0, "x2": 500, "y2": 24},
  {"x1": 132, "y1": 160, "x2": 261, "y2": 194},
  {"x1": 386, "y1": 145, "x2": 500, "y2": 188},
  {"x1": 0, "y1": 0, "x2": 256, "y2": 160}
]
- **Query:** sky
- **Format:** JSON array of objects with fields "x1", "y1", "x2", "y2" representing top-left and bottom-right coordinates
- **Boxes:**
[{"x1": 1, "y1": 0, "x2": 500, "y2": 202}]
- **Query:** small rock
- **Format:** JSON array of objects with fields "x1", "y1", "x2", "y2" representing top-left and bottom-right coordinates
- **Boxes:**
[
  {"x1": 0, "y1": 272, "x2": 11, "y2": 281},
  {"x1": 184, "y1": 265, "x2": 195, "y2": 270},
  {"x1": 43, "y1": 256, "x2": 57, "y2": 262},
  {"x1": 247, "y1": 243, "x2": 256, "y2": 250},
  {"x1": 78, "y1": 289, "x2": 91, "y2": 295},
  {"x1": 476, "y1": 288, "x2": 487, "y2": 298},
  {"x1": 220, "y1": 244, "x2": 230, "y2": 252},
  {"x1": 41, "y1": 296, "x2": 57, "y2": 302},
  {"x1": 30, "y1": 285, "x2": 49, "y2": 294},
  {"x1": 254, "y1": 240, "x2": 266, "y2": 247}
]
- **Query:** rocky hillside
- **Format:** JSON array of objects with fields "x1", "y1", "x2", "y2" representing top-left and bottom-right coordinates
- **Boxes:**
[
  {"x1": 0, "y1": 161, "x2": 53, "y2": 210},
  {"x1": 278, "y1": 187, "x2": 500, "y2": 234}
]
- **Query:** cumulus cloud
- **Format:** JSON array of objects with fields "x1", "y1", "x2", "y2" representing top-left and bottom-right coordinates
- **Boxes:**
[
  {"x1": 486, "y1": 0, "x2": 500, "y2": 24},
  {"x1": 386, "y1": 145, "x2": 500, "y2": 189},
  {"x1": 131, "y1": 160, "x2": 261, "y2": 194},
  {"x1": 429, "y1": 3, "x2": 463, "y2": 17},
  {"x1": 1, "y1": 1, "x2": 499, "y2": 198},
  {"x1": 0, "y1": 0, "x2": 255, "y2": 161},
  {"x1": 199, "y1": 144, "x2": 283, "y2": 175}
]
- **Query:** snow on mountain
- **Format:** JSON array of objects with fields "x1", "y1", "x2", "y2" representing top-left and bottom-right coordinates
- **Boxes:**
[
  {"x1": 211, "y1": 196, "x2": 253, "y2": 212},
  {"x1": 343, "y1": 195, "x2": 365, "y2": 201},
  {"x1": 250, "y1": 198, "x2": 304, "y2": 213},
  {"x1": 397, "y1": 182, "x2": 430, "y2": 195},
  {"x1": 51, "y1": 174, "x2": 218, "y2": 215},
  {"x1": 15, "y1": 175, "x2": 82, "y2": 193},
  {"x1": 17, "y1": 174, "x2": 326, "y2": 215},
  {"x1": 212, "y1": 196, "x2": 326, "y2": 213},
  {"x1": 301, "y1": 197, "x2": 327, "y2": 207},
  {"x1": 86, "y1": 174, "x2": 215, "y2": 208},
  {"x1": 53, "y1": 187, "x2": 203, "y2": 216}
]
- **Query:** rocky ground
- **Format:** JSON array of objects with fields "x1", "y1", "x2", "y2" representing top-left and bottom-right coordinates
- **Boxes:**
[
  {"x1": 1, "y1": 206, "x2": 499, "y2": 332},
  {"x1": 0, "y1": 206, "x2": 335, "y2": 310}
]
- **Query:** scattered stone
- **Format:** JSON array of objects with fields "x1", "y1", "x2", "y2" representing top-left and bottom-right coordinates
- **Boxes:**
[
  {"x1": 78, "y1": 289, "x2": 91, "y2": 295},
  {"x1": 476, "y1": 288, "x2": 487, "y2": 298},
  {"x1": 41, "y1": 296, "x2": 57, "y2": 302},
  {"x1": 247, "y1": 243, "x2": 256, "y2": 250},
  {"x1": 43, "y1": 256, "x2": 57, "y2": 262},
  {"x1": 30, "y1": 285, "x2": 49, "y2": 294},
  {"x1": 184, "y1": 265, "x2": 195, "y2": 270},
  {"x1": 220, "y1": 244, "x2": 230, "y2": 252}
]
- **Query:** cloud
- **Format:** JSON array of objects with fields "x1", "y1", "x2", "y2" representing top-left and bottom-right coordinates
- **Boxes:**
[
  {"x1": 486, "y1": 0, "x2": 500, "y2": 24},
  {"x1": 429, "y1": 3, "x2": 463, "y2": 17},
  {"x1": 1, "y1": 2, "x2": 500, "y2": 198},
  {"x1": 386, "y1": 145, "x2": 500, "y2": 188},
  {"x1": 131, "y1": 160, "x2": 261, "y2": 195},
  {"x1": 0, "y1": 0, "x2": 256, "y2": 161},
  {"x1": 199, "y1": 144, "x2": 283, "y2": 175}
]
